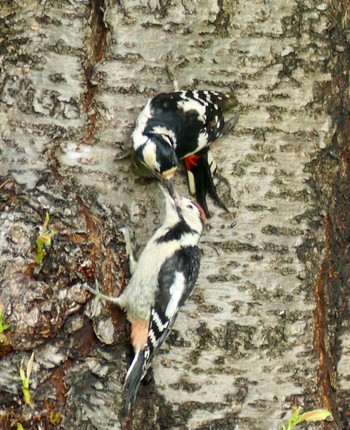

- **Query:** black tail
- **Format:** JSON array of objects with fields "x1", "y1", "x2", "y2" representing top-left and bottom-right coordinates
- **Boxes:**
[
  {"x1": 123, "y1": 350, "x2": 145, "y2": 416},
  {"x1": 186, "y1": 148, "x2": 228, "y2": 218},
  {"x1": 185, "y1": 114, "x2": 238, "y2": 217}
]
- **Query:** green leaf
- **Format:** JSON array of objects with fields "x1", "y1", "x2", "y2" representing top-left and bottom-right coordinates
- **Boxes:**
[
  {"x1": 35, "y1": 212, "x2": 56, "y2": 263},
  {"x1": 0, "y1": 313, "x2": 9, "y2": 334},
  {"x1": 287, "y1": 407, "x2": 301, "y2": 429},
  {"x1": 281, "y1": 407, "x2": 332, "y2": 430},
  {"x1": 298, "y1": 409, "x2": 332, "y2": 423},
  {"x1": 19, "y1": 358, "x2": 26, "y2": 383}
]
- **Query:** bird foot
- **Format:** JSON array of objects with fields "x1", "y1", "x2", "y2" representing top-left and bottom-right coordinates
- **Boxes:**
[
  {"x1": 119, "y1": 227, "x2": 137, "y2": 275},
  {"x1": 84, "y1": 281, "x2": 121, "y2": 305},
  {"x1": 165, "y1": 53, "x2": 187, "y2": 91}
]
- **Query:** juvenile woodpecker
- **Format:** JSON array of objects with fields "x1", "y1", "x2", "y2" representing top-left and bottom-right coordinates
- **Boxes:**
[
  {"x1": 132, "y1": 89, "x2": 238, "y2": 217},
  {"x1": 85, "y1": 189, "x2": 206, "y2": 414}
]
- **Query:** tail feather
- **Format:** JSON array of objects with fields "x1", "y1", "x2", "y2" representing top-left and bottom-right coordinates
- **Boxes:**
[
  {"x1": 184, "y1": 114, "x2": 238, "y2": 217},
  {"x1": 124, "y1": 350, "x2": 145, "y2": 415},
  {"x1": 185, "y1": 148, "x2": 228, "y2": 218}
]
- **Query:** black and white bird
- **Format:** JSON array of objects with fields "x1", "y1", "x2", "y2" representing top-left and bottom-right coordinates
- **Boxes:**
[
  {"x1": 85, "y1": 188, "x2": 205, "y2": 414},
  {"x1": 132, "y1": 90, "x2": 238, "y2": 217}
]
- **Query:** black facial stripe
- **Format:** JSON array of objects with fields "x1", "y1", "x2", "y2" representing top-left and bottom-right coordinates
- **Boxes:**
[{"x1": 156, "y1": 220, "x2": 195, "y2": 243}]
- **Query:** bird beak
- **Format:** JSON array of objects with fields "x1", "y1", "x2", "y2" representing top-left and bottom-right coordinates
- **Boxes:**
[
  {"x1": 159, "y1": 181, "x2": 181, "y2": 207},
  {"x1": 165, "y1": 180, "x2": 175, "y2": 199},
  {"x1": 166, "y1": 181, "x2": 181, "y2": 206}
]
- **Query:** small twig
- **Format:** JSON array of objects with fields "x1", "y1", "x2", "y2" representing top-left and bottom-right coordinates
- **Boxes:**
[{"x1": 0, "y1": 178, "x2": 13, "y2": 190}]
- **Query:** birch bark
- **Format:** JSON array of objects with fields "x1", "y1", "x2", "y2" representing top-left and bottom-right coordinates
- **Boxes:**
[{"x1": 0, "y1": 0, "x2": 349, "y2": 429}]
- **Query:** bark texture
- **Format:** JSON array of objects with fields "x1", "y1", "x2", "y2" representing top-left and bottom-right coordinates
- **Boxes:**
[{"x1": 0, "y1": 0, "x2": 349, "y2": 429}]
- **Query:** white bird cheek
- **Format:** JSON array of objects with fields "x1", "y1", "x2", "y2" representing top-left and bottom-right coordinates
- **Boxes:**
[{"x1": 142, "y1": 141, "x2": 160, "y2": 172}]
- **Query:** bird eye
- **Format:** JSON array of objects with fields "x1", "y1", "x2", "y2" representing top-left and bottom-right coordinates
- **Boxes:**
[{"x1": 187, "y1": 203, "x2": 194, "y2": 209}]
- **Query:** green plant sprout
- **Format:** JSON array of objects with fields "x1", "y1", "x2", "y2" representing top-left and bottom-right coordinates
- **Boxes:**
[
  {"x1": 35, "y1": 212, "x2": 57, "y2": 263},
  {"x1": 281, "y1": 407, "x2": 332, "y2": 430},
  {"x1": 49, "y1": 410, "x2": 62, "y2": 425},
  {"x1": 0, "y1": 312, "x2": 9, "y2": 334},
  {"x1": 0, "y1": 311, "x2": 9, "y2": 347},
  {"x1": 14, "y1": 352, "x2": 35, "y2": 406}
]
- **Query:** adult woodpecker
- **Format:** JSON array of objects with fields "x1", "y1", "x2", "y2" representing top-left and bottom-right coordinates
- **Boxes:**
[
  {"x1": 85, "y1": 188, "x2": 206, "y2": 414},
  {"x1": 132, "y1": 89, "x2": 238, "y2": 217}
]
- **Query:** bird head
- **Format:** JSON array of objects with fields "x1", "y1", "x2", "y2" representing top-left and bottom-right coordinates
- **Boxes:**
[
  {"x1": 135, "y1": 135, "x2": 179, "y2": 182},
  {"x1": 160, "y1": 186, "x2": 206, "y2": 235}
]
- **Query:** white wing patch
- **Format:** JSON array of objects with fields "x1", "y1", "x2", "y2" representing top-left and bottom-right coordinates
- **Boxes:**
[
  {"x1": 165, "y1": 271, "x2": 186, "y2": 319},
  {"x1": 177, "y1": 98, "x2": 206, "y2": 120}
]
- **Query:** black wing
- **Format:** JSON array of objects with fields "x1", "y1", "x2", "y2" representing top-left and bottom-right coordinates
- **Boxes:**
[
  {"x1": 141, "y1": 246, "x2": 201, "y2": 378},
  {"x1": 146, "y1": 90, "x2": 234, "y2": 159}
]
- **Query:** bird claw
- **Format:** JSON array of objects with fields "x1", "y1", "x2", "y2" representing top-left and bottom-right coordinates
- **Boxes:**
[
  {"x1": 84, "y1": 280, "x2": 121, "y2": 305},
  {"x1": 119, "y1": 227, "x2": 137, "y2": 274},
  {"x1": 115, "y1": 149, "x2": 133, "y2": 161},
  {"x1": 165, "y1": 52, "x2": 186, "y2": 91}
]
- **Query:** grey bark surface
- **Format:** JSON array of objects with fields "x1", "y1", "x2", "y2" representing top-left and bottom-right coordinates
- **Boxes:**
[{"x1": 0, "y1": 0, "x2": 349, "y2": 429}]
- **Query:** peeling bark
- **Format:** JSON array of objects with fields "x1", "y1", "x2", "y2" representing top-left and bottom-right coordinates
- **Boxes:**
[{"x1": 0, "y1": 0, "x2": 349, "y2": 429}]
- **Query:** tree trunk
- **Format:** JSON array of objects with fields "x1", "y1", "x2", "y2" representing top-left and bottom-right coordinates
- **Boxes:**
[{"x1": 0, "y1": 0, "x2": 349, "y2": 429}]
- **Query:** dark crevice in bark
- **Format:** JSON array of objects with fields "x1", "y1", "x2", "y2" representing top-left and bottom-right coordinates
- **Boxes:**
[
  {"x1": 313, "y1": 222, "x2": 340, "y2": 428},
  {"x1": 302, "y1": 1, "x2": 350, "y2": 429},
  {"x1": 321, "y1": 5, "x2": 350, "y2": 429},
  {"x1": 211, "y1": 0, "x2": 231, "y2": 37},
  {"x1": 84, "y1": 0, "x2": 107, "y2": 142}
]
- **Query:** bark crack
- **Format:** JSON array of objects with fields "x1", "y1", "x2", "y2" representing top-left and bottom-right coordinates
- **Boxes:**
[{"x1": 84, "y1": 0, "x2": 108, "y2": 142}]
